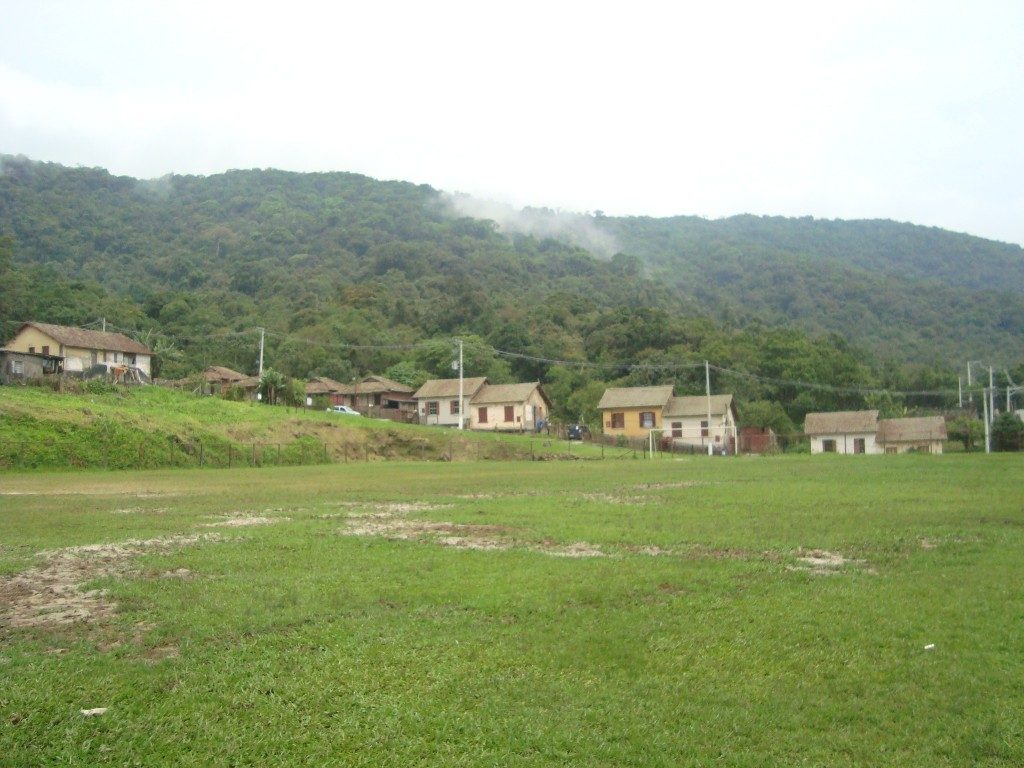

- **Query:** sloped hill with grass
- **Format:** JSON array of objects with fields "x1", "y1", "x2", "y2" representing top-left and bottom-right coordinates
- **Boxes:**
[{"x1": 0, "y1": 385, "x2": 569, "y2": 470}]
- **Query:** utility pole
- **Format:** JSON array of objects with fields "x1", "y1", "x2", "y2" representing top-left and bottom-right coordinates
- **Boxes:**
[
  {"x1": 705, "y1": 360, "x2": 713, "y2": 456},
  {"x1": 958, "y1": 377, "x2": 963, "y2": 409},
  {"x1": 989, "y1": 367, "x2": 995, "y2": 421},
  {"x1": 257, "y1": 327, "x2": 265, "y2": 377},
  {"x1": 983, "y1": 387, "x2": 991, "y2": 454},
  {"x1": 967, "y1": 361, "x2": 984, "y2": 406},
  {"x1": 457, "y1": 338, "x2": 464, "y2": 430},
  {"x1": 101, "y1": 317, "x2": 106, "y2": 332}
]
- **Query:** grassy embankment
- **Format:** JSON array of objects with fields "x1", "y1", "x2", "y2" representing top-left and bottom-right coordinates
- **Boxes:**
[
  {"x1": 1, "y1": 455, "x2": 1022, "y2": 765},
  {"x1": 0, "y1": 385, "x2": 598, "y2": 470}
]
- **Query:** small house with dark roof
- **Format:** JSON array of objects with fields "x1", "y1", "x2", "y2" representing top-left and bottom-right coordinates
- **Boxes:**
[
  {"x1": 469, "y1": 382, "x2": 551, "y2": 432},
  {"x1": 804, "y1": 410, "x2": 879, "y2": 454},
  {"x1": 5, "y1": 322, "x2": 153, "y2": 377},
  {"x1": 413, "y1": 377, "x2": 488, "y2": 427}
]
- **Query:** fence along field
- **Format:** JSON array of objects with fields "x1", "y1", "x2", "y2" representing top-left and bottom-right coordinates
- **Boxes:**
[{"x1": 1, "y1": 455, "x2": 1022, "y2": 765}]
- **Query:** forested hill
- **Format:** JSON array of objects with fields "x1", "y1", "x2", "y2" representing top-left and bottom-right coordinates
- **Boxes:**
[
  {"x1": 589, "y1": 214, "x2": 1024, "y2": 364},
  {"x1": 0, "y1": 155, "x2": 1021, "y2": 419}
]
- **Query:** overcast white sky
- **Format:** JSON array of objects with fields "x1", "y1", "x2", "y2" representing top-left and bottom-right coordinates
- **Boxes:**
[{"x1": 2, "y1": 1, "x2": 1022, "y2": 245}]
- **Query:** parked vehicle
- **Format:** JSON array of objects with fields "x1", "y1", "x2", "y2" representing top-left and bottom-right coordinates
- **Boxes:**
[
  {"x1": 327, "y1": 405, "x2": 361, "y2": 416},
  {"x1": 567, "y1": 424, "x2": 590, "y2": 441}
]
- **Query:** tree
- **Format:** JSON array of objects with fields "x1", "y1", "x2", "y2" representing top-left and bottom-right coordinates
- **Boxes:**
[
  {"x1": 947, "y1": 416, "x2": 984, "y2": 452},
  {"x1": 992, "y1": 413, "x2": 1024, "y2": 451},
  {"x1": 739, "y1": 400, "x2": 795, "y2": 435},
  {"x1": 259, "y1": 369, "x2": 285, "y2": 405}
]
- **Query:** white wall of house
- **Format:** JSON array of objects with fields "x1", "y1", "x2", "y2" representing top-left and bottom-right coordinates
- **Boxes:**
[
  {"x1": 7, "y1": 327, "x2": 152, "y2": 377},
  {"x1": 810, "y1": 432, "x2": 878, "y2": 455},
  {"x1": 876, "y1": 439, "x2": 944, "y2": 455},
  {"x1": 417, "y1": 396, "x2": 471, "y2": 428},
  {"x1": 470, "y1": 390, "x2": 548, "y2": 432},
  {"x1": 664, "y1": 412, "x2": 737, "y2": 450}
]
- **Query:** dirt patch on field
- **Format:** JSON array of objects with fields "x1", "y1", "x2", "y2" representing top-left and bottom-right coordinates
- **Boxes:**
[
  {"x1": 573, "y1": 492, "x2": 650, "y2": 505},
  {"x1": 202, "y1": 516, "x2": 285, "y2": 528},
  {"x1": 788, "y1": 549, "x2": 870, "y2": 575},
  {"x1": 337, "y1": 506, "x2": 608, "y2": 558},
  {"x1": 0, "y1": 534, "x2": 221, "y2": 629}
]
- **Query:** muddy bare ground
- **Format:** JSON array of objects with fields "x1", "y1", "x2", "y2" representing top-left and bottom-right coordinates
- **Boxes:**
[{"x1": 0, "y1": 534, "x2": 222, "y2": 629}]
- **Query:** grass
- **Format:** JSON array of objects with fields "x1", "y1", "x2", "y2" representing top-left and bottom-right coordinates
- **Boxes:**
[
  {"x1": 0, "y1": 385, "x2": 607, "y2": 469},
  {"x1": 1, "y1": 455, "x2": 1022, "y2": 765}
]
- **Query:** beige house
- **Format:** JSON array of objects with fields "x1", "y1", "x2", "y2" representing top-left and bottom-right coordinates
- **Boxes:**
[
  {"x1": 877, "y1": 416, "x2": 947, "y2": 454},
  {"x1": 203, "y1": 365, "x2": 250, "y2": 394},
  {"x1": 469, "y1": 382, "x2": 551, "y2": 432},
  {"x1": 414, "y1": 377, "x2": 488, "y2": 427},
  {"x1": 597, "y1": 385, "x2": 675, "y2": 439},
  {"x1": 663, "y1": 394, "x2": 739, "y2": 453},
  {"x1": 5, "y1": 322, "x2": 153, "y2": 378},
  {"x1": 805, "y1": 410, "x2": 880, "y2": 454}
]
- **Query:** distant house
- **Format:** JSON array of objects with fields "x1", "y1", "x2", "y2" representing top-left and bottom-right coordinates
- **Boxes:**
[
  {"x1": 662, "y1": 394, "x2": 739, "y2": 453},
  {"x1": 877, "y1": 416, "x2": 947, "y2": 454},
  {"x1": 0, "y1": 348, "x2": 63, "y2": 384},
  {"x1": 345, "y1": 375, "x2": 417, "y2": 418},
  {"x1": 4, "y1": 322, "x2": 153, "y2": 378},
  {"x1": 413, "y1": 377, "x2": 488, "y2": 428},
  {"x1": 306, "y1": 376, "x2": 349, "y2": 405},
  {"x1": 804, "y1": 410, "x2": 879, "y2": 454},
  {"x1": 203, "y1": 366, "x2": 249, "y2": 394},
  {"x1": 597, "y1": 385, "x2": 675, "y2": 440},
  {"x1": 469, "y1": 382, "x2": 551, "y2": 432}
]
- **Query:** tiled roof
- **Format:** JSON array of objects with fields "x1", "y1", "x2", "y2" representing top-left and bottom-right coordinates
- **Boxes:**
[
  {"x1": 473, "y1": 382, "x2": 550, "y2": 406},
  {"x1": 804, "y1": 410, "x2": 879, "y2": 435},
  {"x1": 413, "y1": 377, "x2": 488, "y2": 399},
  {"x1": 203, "y1": 366, "x2": 247, "y2": 382},
  {"x1": 877, "y1": 416, "x2": 947, "y2": 443},
  {"x1": 16, "y1": 322, "x2": 152, "y2": 355},
  {"x1": 597, "y1": 385, "x2": 674, "y2": 410},
  {"x1": 663, "y1": 394, "x2": 735, "y2": 418},
  {"x1": 355, "y1": 375, "x2": 414, "y2": 394},
  {"x1": 305, "y1": 376, "x2": 350, "y2": 395}
]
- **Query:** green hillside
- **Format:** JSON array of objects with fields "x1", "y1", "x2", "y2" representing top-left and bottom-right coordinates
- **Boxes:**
[{"x1": 1, "y1": 155, "x2": 1020, "y2": 425}]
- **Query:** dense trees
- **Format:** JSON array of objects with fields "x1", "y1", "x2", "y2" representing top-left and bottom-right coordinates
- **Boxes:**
[{"x1": 2, "y1": 155, "x2": 1016, "y2": 429}]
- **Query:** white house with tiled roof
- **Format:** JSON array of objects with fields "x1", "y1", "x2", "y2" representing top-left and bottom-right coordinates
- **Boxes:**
[
  {"x1": 5, "y1": 322, "x2": 153, "y2": 377},
  {"x1": 469, "y1": 382, "x2": 551, "y2": 432},
  {"x1": 413, "y1": 377, "x2": 488, "y2": 427}
]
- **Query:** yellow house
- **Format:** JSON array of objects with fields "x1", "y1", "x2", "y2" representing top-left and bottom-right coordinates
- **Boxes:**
[
  {"x1": 597, "y1": 385, "x2": 674, "y2": 439},
  {"x1": 5, "y1": 322, "x2": 153, "y2": 377}
]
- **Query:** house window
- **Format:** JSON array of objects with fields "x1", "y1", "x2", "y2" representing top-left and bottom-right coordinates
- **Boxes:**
[
  {"x1": 42, "y1": 345, "x2": 50, "y2": 355},
  {"x1": 700, "y1": 420, "x2": 709, "y2": 437},
  {"x1": 671, "y1": 422, "x2": 682, "y2": 438},
  {"x1": 504, "y1": 405, "x2": 514, "y2": 422},
  {"x1": 610, "y1": 413, "x2": 625, "y2": 429},
  {"x1": 427, "y1": 401, "x2": 439, "y2": 416},
  {"x1": 885, "y1": 446, "x2": 898, "y2": 455},
  {"x1": 639, "y1": 412, "x2": 656, "y2": 429},
  {"x1": 478, "y1": 407, "x2": 488, "y2": 424},
  {"x1": 28, "y1": 346, "x2": 35, "y2": 353},
  {"x1": 450, "y1": 400, "x2": 460, "y2": 415},
  {"x1": 11, "y1": 360, "x2": 24, "y2": 375},
  {"x1": 822, "y1": 439, "x2": 837, "y2": 453},
  {"x1": 853, "y1": 438, "x2": 866, "y2": 454}
]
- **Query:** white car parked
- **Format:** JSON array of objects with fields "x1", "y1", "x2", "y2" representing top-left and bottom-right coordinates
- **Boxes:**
[{"x1": 327, "y1": 405, "x2": 361, "y2": 416}]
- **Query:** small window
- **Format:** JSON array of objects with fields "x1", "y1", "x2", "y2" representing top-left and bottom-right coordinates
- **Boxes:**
[
  {"x1": 28, "y1": 346, "x2": 35, "y2": 353},
  {"x1": 478, "y1": 407, "x2": 489, "y2": 424},
  {"x1": 610, "y1": 413, "x2": 625, "y2": 429},
  {"x1": 450, "y1": 400, "x2": 460, "y2": 415},
  {"x1": 885, "y1": 446, "x2": 898, "y2": 455},
  {"x1": 700, "y1": 420, "x2": 709, "y2": 438},
  {"x1": 504, "y1": 405, "x2": 514, "y2": 422},
  {"x1": 853, "y1": 438, "x2": 865, "y2": 454},
  {"x1": 11, "y1": 359, "x2": 24, "y2": 375},
  {"x1": 639, "y1": 412, "x2": 655, "y2": 428},
  {"x1": 427, "y1": 401, "x2": 439, "y2": 416},
  {"x1": 671, "y1": 422, "x2": 682, "y2": 438},
  {"x1": 822, "y1": 439, "x2": 837, "y2": 453},
  {"x1": 42, "y1": 345, "x2": 50, "y2": 356}
]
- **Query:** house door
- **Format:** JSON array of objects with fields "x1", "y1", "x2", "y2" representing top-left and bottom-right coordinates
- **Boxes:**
[{"x1": 853, "y1": 438, "x2": 866, "y2": 454}]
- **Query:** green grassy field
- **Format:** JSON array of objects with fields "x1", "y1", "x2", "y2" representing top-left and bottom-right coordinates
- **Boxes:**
[{"x1": 1, "y1": 455, "x2": 1022, "y2": 766}]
